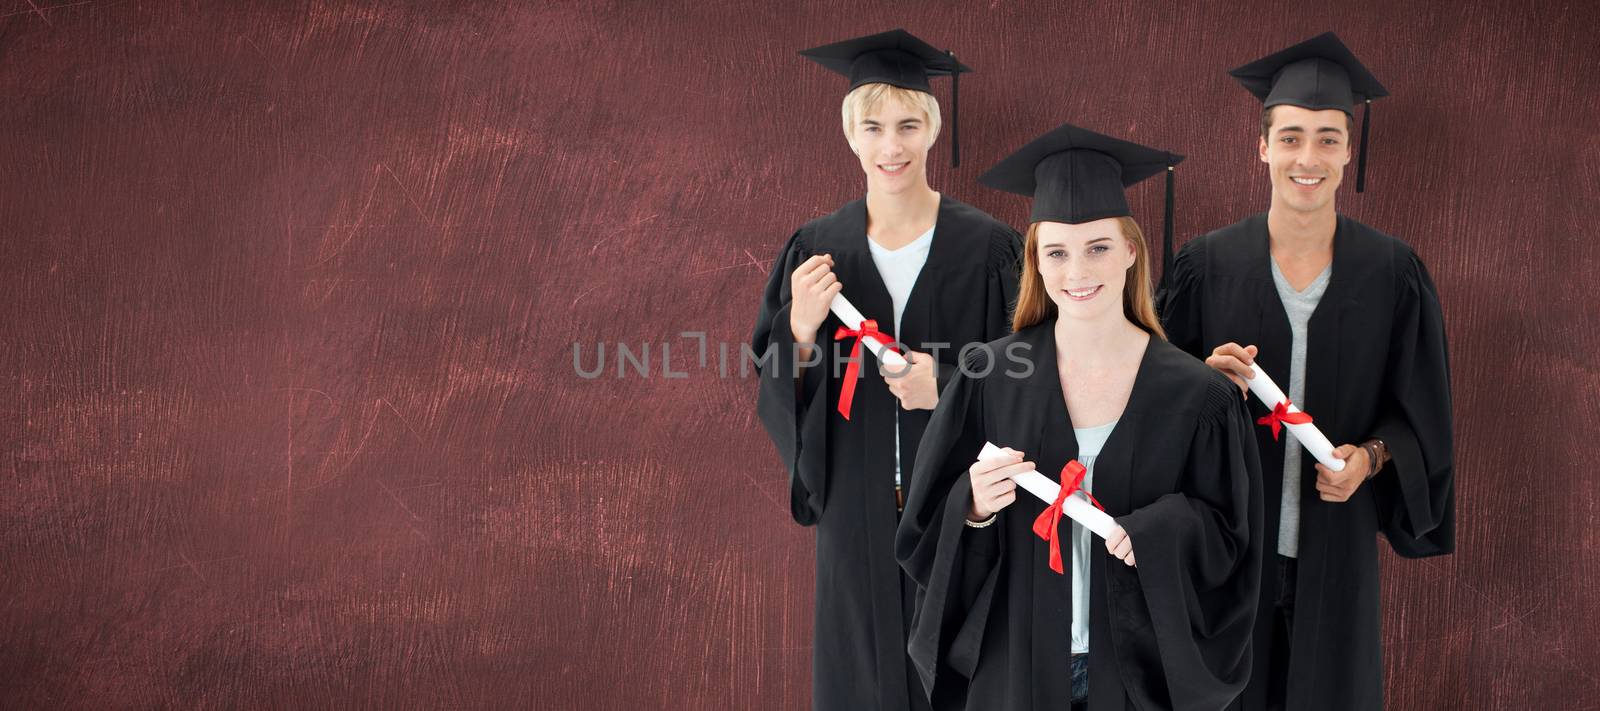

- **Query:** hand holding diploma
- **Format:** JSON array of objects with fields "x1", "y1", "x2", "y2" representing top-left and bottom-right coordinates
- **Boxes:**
[
  {"x1": 828, "y1": 289, "x2": 935, "y2": 411},
  {"x1": 881, "y1": 350, "x2": 938, "y2": 410},
  {"x1": 1314, "y1": 444, "x2": 1375, "y2": 502},
  {"x1": 977, "y1": 443, "x2": 1118, "y2": 538},
  {"x1": 1241, "y1": 363, "x2": 1346, "y2": 472},
  {"x1": 784, "y1": 257, "x2": 908, "y2": 419},
  {"x1": 976, "y1": 443, "x2": 1129, "y2": 572},
  {"x1": 828, "y1": 292, "x2": 907, "y2": 368},
  {"x1": 1206, "y1": 343, "x2": 1346, "y2": 473},
  {"x1": 788, "y1": 254, "x2": 841, "y2": 348},
  {"x1": 1104, "y1": 527, "x2": 1137, "y2": 568},
  {"x1": 1204, "y1": 342, "x2": 1258, "y2": 395},
  {"x1": 968, "y1": 447, "x2": 1025, "y2": 521}
]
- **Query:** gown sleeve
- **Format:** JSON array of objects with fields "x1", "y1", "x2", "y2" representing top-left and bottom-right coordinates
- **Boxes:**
[
  {"x1": 1156, "y1": 238, "x2": 1207, "y2": 359},
  {"x1": 896, "y1": 348, "x2": 1003, "y2": 703},
  {"x1": 751, "y1": 228, "x2": 832, "y2": 526},
  {"x1": 1370, "y1": 249, "x2": 1455, "y2": 558},
  {"x1": 1108, "y1": 375, "x2": 1265, "y2": 711}
]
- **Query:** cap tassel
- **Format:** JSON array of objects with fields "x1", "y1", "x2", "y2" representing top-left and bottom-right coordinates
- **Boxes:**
[
  {"x1": 947, "y1": 50, "x2": 960, "y2": 169},
  {"x1": 1161, "y1": 157, "x2": 1175, "y2": 290},
  {"x1": 1356, "y1": 99, "x2": 1371, "y2": 193}
]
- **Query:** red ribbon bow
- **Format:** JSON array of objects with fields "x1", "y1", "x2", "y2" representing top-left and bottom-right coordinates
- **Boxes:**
[
  {"x1": 1256, "y1": 400, "x2": 1314, "y2": 441},
  {"x1": 1031, "y1": 460, "x2": 1105, "y2": 575},
  {"x1": 833, "y1": 319, "x2": 895, "y2": 420}
]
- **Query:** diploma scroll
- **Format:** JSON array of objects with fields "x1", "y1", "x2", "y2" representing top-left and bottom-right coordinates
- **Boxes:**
[
  {"x1": 829, "y1": 294, "x2": 908, "y2": 368},
  {"x1": 1244, "y1": 363, "x2": 1346, "y2": 472},
  {"x1": 978, "y1": 442, "x2": 1119, "y2": 539}
]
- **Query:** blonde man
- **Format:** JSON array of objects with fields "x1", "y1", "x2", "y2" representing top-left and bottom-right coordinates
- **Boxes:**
[{"x1": 751, "y1": 29, "x2": 1022, "y2": 711}]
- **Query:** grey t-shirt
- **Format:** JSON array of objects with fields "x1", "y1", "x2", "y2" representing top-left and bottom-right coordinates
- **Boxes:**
[{"x1": 1270, "y1": 258, "x2": 1333, "y2": 558}]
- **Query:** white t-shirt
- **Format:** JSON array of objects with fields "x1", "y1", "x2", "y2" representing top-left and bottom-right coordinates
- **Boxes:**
[
  {"x1": 866, "y1": 226, "x2": 934, "y2": 491},
  {"x1": 1071, "y1": 418, "x2": 1119, "y2": 654}
]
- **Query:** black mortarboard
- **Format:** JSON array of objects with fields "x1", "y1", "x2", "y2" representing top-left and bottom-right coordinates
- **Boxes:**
[
  {"x1": 1229, "y1": 32, "x2": 1389, "y2": 191},
  {"x1": 800, "y1": 29, "x2": 973, "y2": 167},
  {"x1": 979, "y1": 123, "x2": 1184, "y2": 286}
]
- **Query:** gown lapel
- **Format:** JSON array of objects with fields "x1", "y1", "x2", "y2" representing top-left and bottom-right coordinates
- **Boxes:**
[
  {"x1": 1297, "y1": 217, "x2": 1361, "y2": 586},
  {"x1": 833, "y1": 200, "x2": 897, "y2": 344},
  {"x1": 895, "y1": 194, "x2": 955, "y2": 351},
  {"x1": 1088, "y1": 335, "x2": 1158, "y2": 519},
  {"x1": 1020, "y1": 325, "x2": 1078, "y2": 711}
]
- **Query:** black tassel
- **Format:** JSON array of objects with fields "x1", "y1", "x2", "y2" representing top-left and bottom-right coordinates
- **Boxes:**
[
  {"x1": 1162, "y1": 157, "x2": 1175, "y2": 290},
  {"x1": 1356, "y1": 99, "x2": 1371, "y2": 193},
  {"x1": 947, "y1": 50, "x2": 960, "y2": 169}
]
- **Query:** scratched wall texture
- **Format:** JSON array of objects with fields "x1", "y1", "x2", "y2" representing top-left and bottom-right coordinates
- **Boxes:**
[{"x1": 0, "y1": 0, "x2": 1595, "y2": 709}]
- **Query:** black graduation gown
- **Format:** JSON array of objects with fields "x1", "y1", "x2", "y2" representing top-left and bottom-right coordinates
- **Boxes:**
[
  {"x1": 1156, "y1": 213, "x2": 1455, "y2": 711},
  {"x1": 896, "y1": 324, "x2": 1264, "y2": 711},
  {"x1": 752, "y1": 195, "x2": 1022, "y2": 711}
]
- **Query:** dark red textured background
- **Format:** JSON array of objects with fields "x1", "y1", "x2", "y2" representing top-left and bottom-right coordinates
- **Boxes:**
[{"x1": 1, "y1": 1, "x2": 1596, "y2": 709}]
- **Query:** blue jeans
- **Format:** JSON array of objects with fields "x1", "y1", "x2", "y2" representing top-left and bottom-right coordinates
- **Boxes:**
[{"x1": 1070, "y1": 653, "x2": 1089, "y2": 708}]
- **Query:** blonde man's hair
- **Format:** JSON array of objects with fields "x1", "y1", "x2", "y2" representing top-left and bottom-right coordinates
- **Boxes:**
[{"x1": 840, "y1": 83, "x2": 942, "y2": 152}]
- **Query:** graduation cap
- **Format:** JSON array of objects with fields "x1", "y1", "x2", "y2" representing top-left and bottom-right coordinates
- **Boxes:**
[
  {"x1": 978, "y1": 123, "x2": 1184, "y2": 287},
  {"x1": 1229, "y1": 32, "x2": 1389, "y2": 192},
  {"x1": 800, "y1": 29, "x2": 973, "y2": 167}
]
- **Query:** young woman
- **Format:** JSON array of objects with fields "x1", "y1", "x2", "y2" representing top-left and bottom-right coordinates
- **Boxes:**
[
  {"x1": 750, "y1": 30, "x2": 1022, "y2": 711},
  {"x1": 896, "y1": 124, "x2": 1263, "y2": 711}
]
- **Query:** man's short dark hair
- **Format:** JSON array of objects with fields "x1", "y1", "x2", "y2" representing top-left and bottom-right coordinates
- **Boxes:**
[{"x1": 1260, "y1": 106, "x2": 1355, "y2": 139}]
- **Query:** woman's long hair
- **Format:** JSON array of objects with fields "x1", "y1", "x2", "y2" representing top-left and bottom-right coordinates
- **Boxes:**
[{"x1": 1011, "y1": 216, "x2": 1166, "y2": 340}]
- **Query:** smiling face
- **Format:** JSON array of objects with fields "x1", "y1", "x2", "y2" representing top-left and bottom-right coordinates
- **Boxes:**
[
  {"x1": 1034, "y1": 218, "x2": 1137, "y2": 323},
  {"x1": 1259, "y1": 104, "x2": 1353, "y2": 216},
  {"x1": 843, "y1": 84, "x2": 939, "y2": 195}
]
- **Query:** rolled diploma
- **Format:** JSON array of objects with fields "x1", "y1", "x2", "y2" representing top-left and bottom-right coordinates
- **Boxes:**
[
  {"x1": 1244, "y1": 363, "x2": 1345, "y2": 472},
  {"x1": 978, "y1": 442, "x2": 1119, "y2": 539},
  {"x1": 829, "y1": 293, "x2": 908, "y2": 369}
]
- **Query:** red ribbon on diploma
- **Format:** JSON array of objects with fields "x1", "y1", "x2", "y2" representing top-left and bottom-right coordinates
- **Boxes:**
[
  {"x1": 833, "y1": 319, "x2": 895, "y2": 420},
  {"x1": 1257, "y1": 400, "x2": 1314, "y2": 441},
  {"x1": 1031, "y1": 460, "x2": 1105, "y2": 575}
]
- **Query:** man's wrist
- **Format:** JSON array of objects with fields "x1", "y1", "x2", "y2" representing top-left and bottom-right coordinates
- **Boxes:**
[{"x1": 1360, "y1": 438, "x2": 1387, "y2": 479}]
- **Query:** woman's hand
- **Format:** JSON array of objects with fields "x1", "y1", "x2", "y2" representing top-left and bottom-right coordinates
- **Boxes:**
[
  {"x1": 1104, "y1": 525, "x2": 1136, "y2": 567},
  {"x1": 969, "y1": 448, "x2": 1028, "y2": 521}
]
